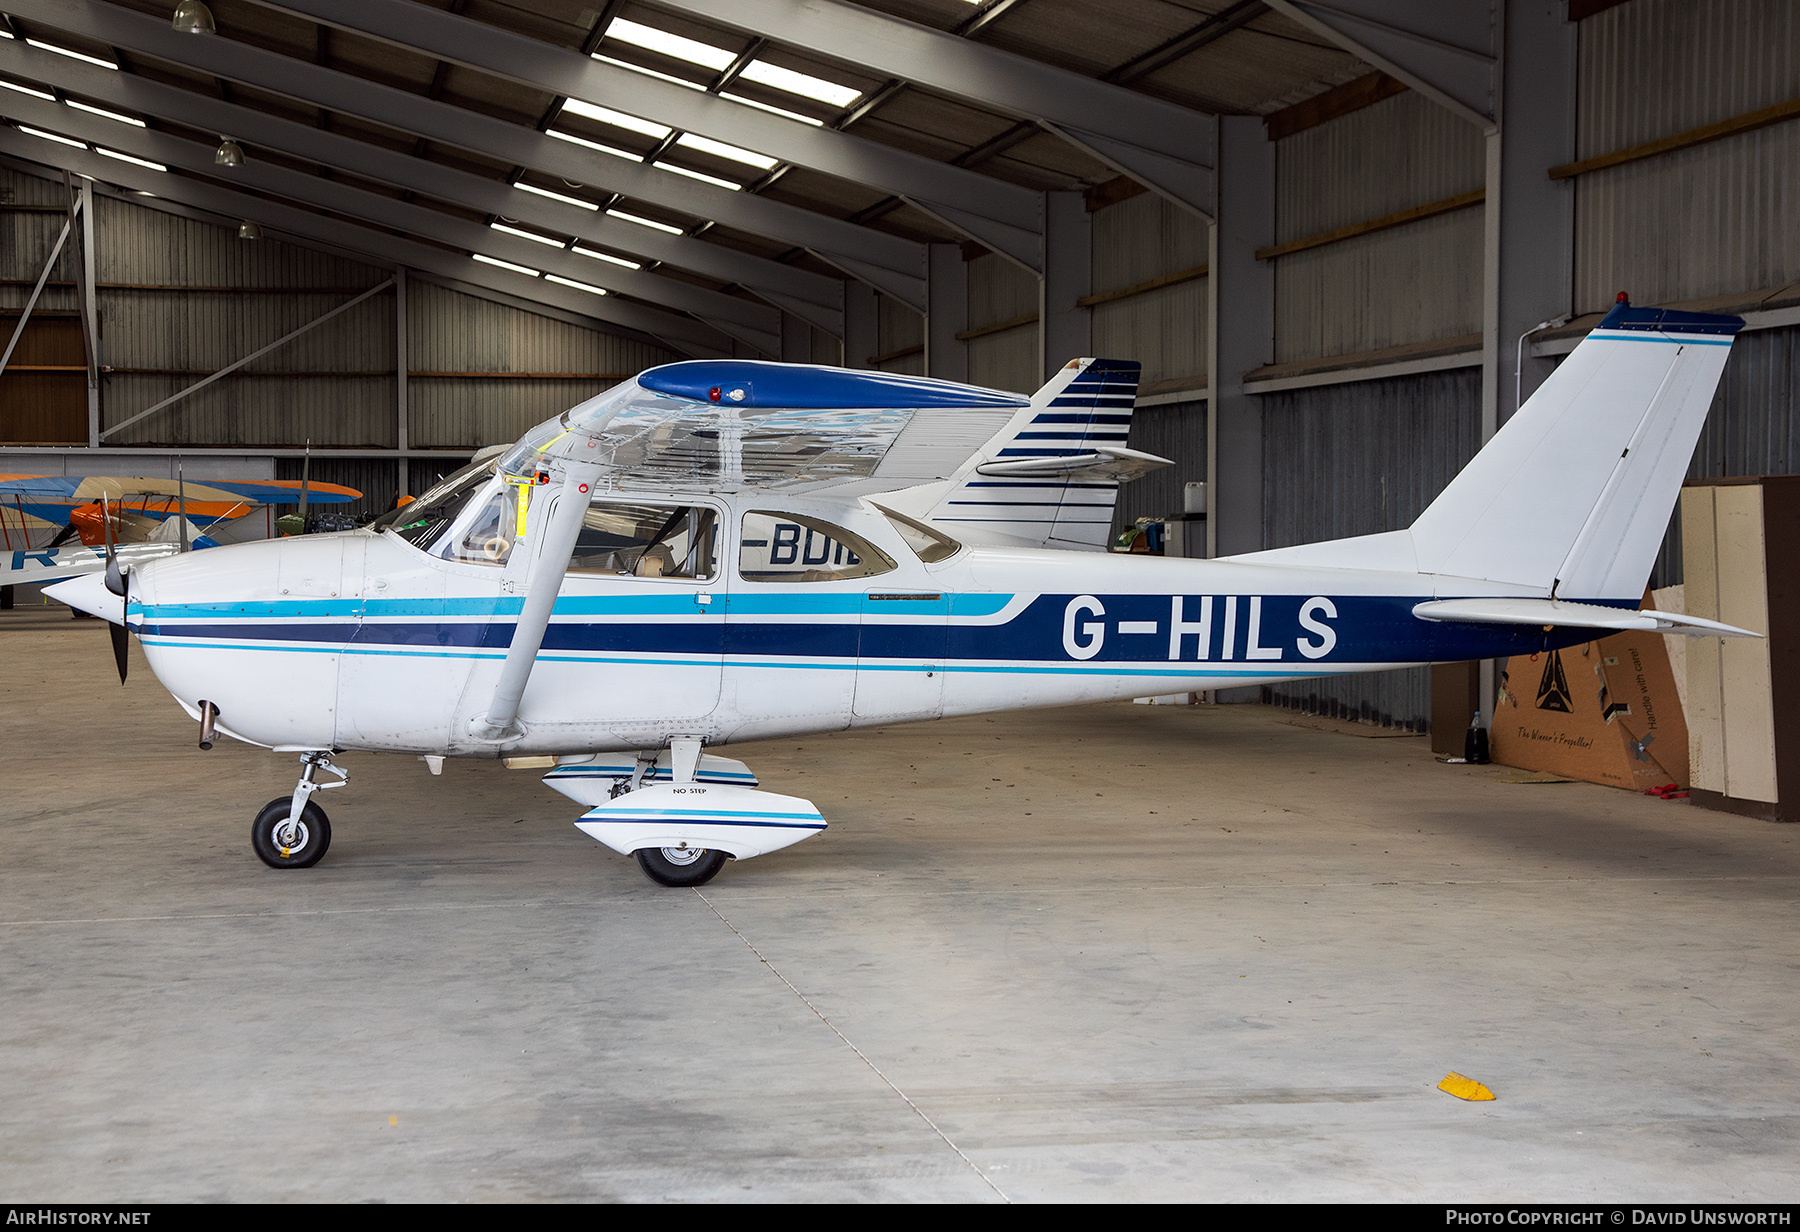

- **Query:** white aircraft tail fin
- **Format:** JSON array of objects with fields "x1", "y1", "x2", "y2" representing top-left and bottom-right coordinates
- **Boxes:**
[
  {"x1": 909, "y1": 358, "x2": 1160, "y2": 551},
  {"x1": 1236, "y1": 298, "x2": 1741, "y2": 600}
]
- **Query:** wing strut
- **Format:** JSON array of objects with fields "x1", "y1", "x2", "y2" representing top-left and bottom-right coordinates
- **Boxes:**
[{"x1": 473, "y1": 464, "x2": 601, "y2": 742}]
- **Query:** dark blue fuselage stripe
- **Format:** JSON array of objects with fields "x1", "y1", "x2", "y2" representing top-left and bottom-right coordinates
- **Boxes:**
[{"x1": 137, "y1": 593, "x2": 1618, "y2": 666}]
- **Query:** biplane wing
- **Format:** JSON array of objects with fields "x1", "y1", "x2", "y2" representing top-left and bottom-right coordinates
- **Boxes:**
[{"x1": 0, "y1": 475, "x2": 363, "y2": 586}]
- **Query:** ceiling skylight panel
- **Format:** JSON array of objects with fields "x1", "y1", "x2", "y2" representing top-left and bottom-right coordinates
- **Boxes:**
[
  {"x1": 593, "y1": 54, "x2": 706, "y2": 91},
  {"x1": 25, "y1": 39, "x2": 116, "y2": 70},
  {"x1": 0, "y1": 79, "x2": 55, "y2": 101},
  {"x1": 606, "y1": 209, "x2": 683, "y2": 235},
  {"x1": 561, "y1": 98, "x2": 670, "y2": 140},
  {"x1": 67, "y1": 100, "x2": 145, "y2": 127},
  {"x1": 546, "y1": 128, "x2": 641, "y2": 162},
  {"x1": 736, "y1": 61, "x2": 860, "y2": 108},
  {"x1": 515, "y1": 182, "x2": 599, "y2": 211},
  {"x1": 656, "y1": 161, "x2": 742, "y2": 191},
  {"x1": 674, "y1": 132, "x2": 777, "y2": 170},
  {"x1": 606, "y1": 18, "x2": 735, "y2": 72},
  {"x1": 18, "y1": 124, "x2": 88, "y2": 148},
  {"x1": 473, "y1": 254, "x2": 540, "y2": 277},
  {"x1": 721, "y1": 93, "x2": 824, "y2": 126},
  {"x1": 490, "y1": 222, "x2": 565, "y2": 248},
  {"x1": 96, "y1": 147, "x2": 165, "y2": 171},
  {"x1": 572, "y1": 246, "x2": 643, "y2": 270},
  {"x1": 547, "y1": 274, "x2": 608, "y2": 296}
]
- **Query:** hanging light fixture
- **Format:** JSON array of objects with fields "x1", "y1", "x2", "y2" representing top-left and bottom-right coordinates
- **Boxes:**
[
  {"x1": 238, "y1": 220, "x2": 263, "y2": 240},
  {"x1": 214, "y1": 136, "x2": 244, "y2": 167},
  {"x1": 171, "y1": 0, "x2": 216, "y2": 35}
]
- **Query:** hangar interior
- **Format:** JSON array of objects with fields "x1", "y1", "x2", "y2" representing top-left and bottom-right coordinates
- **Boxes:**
[{"x1": 3, "y1": 0, "x2": 1799, "y2": 1204}]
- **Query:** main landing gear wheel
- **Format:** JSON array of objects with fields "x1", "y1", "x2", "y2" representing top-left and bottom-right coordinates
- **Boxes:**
[
  {"x1": 635, "y1": 845, "x2": 727, "y2": 887},
  {"x1": 252, "y1": 796, "x2": 332, "y2": 869}
]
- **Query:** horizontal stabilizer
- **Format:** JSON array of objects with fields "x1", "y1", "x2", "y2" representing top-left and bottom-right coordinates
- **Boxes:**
[
  {"x1": 1412, "y1": 597, "x2": 1760, "y2": 638},
  {"x1": 975, "y1": 445, "x2": 1172, "y2": 482}
]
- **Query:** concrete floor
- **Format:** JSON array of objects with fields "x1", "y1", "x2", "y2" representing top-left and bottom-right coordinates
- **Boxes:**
[{"x1": 3, "y1": 610, "x2": 1798, "y2": 1203}]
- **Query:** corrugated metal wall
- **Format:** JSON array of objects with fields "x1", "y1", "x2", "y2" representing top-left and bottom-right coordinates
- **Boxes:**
[
  {"x1": 1575, "y1": 0, "x2": 1800, "y2": 312},
  {"x1": 1, "y1": 166, "x2": 82, "y2": 316},
  {"x1": 2, "y1": 164, "x2": 678, "y2": 465},
  {"x1": 1274, "y1": 91, "x2": 1485, "y2": 362},
  {"x1": 1090, "y1": 190, "x2": 1208, "y2": 388},
  {"x1": 1260, "y1": 368, "x2": 1483, "y2": 729},
  {"x1": 874, "y1": 293, "x2": 924, "y2": 375},
  {"x1": 1647, "y1": 322, "x2": 1800, "y2": 587},
  {"x1": 94, "y1": 196, "x2": 398, "y2": 448},
  {"x1": 407, "y1": 280, "x2": 662, "y2": 449},
  {"x1": 1114, "y1": 400, "x2": 1207, "y2": 538},
  {"x1": 966, "y1": 251, "x2": 1039, "y2": 394}
]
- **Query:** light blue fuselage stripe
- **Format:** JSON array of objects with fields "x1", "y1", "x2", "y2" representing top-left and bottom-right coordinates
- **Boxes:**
[
  {"x1": 136, "y1": 635, "x2": 1384, "y2": 679},
  {"x1": 1592, "y1": 332, "x2": 1733, "y2": 346}
]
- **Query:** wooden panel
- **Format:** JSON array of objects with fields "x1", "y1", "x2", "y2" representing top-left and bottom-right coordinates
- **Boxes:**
[
  {"x1": 1430, "y1": 660, "x2": 1480, "y2": 756},
  {"x1": 1716, "y1": 485, "x2": 1778, "y2": 802},
  {"x1": 1760, "y1": 477, "x2": 1800, "y2": 817},
  {"x1": 0, "y1": 315, "x2": 86, "y2": 445},
  {"x1": 1682, "y1": 487, "x2": 1727, "y2": 793}
]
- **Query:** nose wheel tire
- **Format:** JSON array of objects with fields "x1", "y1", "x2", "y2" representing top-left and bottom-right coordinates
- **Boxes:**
[
  {"x1": 252, "y1": 797, "x2": 332, "y2": 869},
  {"x1": 634, "y1": 846, "x2": 727, "y2": 887}
]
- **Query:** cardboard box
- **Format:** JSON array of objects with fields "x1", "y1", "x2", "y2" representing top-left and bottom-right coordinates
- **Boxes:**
[{"x1": 1491, "y1": 605, "x2": 1689, "y2": 792}]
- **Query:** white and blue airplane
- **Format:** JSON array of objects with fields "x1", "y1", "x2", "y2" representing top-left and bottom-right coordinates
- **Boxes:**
[{"x1": 50, "y1": 296, "x2": 1758, "y2": 886}]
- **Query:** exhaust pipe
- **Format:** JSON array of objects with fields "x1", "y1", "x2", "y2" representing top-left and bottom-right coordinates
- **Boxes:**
[{"x1": 198, "y1": 700, "x2": 220, "y2": 751}]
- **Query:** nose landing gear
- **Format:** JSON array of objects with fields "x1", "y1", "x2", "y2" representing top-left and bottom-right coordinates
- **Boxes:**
[{"x1": 252, "y1": 751, "x2": 347, "y2": 869}]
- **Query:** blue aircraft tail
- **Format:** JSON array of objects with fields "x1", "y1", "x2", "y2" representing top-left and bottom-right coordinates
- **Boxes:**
[{"x1": 908, "y1": 358, "x2": 1154, "y2": 551}]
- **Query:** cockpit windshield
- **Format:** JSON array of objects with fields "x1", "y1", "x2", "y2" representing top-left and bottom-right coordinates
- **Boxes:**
[{"x1": 373, "y1": 461, "x2": 496, "y2": 551}]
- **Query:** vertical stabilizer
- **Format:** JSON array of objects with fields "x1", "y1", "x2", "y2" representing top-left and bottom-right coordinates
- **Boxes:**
[
  {"x1": 1408, "y1": 299, "x2": 1740, "y2": 599},
  {"x1": 907, "y1": 357, "x2": 1145, "y2": 550}
]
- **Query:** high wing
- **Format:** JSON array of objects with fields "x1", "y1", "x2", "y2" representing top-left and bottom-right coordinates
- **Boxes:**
[{"x1": 496, "y1": 361, "x2": 1030, "y2": 495}]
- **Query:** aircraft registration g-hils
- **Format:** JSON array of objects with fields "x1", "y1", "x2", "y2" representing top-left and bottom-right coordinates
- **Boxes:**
[{"x1": 50, "y1": 296, "x2": 1761, "y2": 886}]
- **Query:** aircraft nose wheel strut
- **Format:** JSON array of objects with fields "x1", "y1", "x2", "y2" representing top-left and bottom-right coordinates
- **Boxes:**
[{"x1": 251, "y1": 751, "x2": 347, "y2": 869}]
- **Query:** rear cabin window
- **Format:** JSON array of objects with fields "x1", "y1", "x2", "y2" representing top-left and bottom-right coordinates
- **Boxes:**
[
  {"x1": 739, "y1": 511, "x2": 895, "y2": 583},
  {"x1": 875, "y1": 503, "x2": 962, "y2": 563}
]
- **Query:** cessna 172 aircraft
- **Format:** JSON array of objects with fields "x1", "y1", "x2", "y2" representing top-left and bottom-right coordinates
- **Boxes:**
[{"x1": 50, "y1": 296, "x2": 1757, "y2": 886}]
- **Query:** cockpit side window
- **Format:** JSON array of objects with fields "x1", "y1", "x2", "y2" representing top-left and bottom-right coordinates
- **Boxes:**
[
  {"x1": 571, "y1": 500, "x2": 718, "y2": 581},
  {"x1": 438, "y1": 483, "x2": 521, "y2": 566},
  {"x1": 739, "y1": 512, "x2": 896, "y2": 583}
]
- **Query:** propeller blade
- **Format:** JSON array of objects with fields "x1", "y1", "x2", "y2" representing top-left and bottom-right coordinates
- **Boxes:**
[
  {"x1": 100, "y1": 494, "x2": 129, "y2": 682},
  {"x1": 109, "y1": 608, "x2": 129, "y2": 685},
  {"x1": 102, "y1": 495, "x2": 125, "y2": 598}
]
